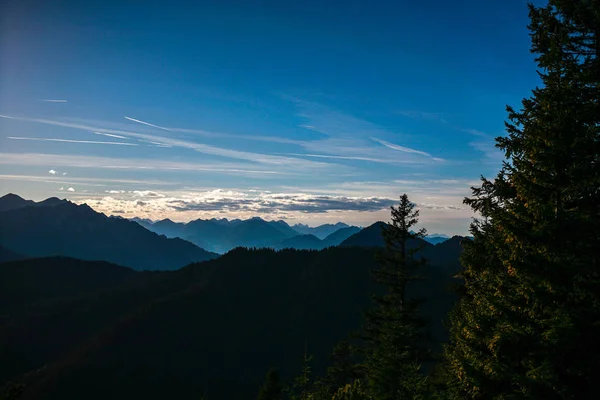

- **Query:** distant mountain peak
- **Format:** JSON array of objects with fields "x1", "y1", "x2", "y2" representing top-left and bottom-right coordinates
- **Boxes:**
[
  {"x1": 0, "y1": 193, "x2": 36, "y2": 212},
  {"x1": 36, "y1": 197, "x2": 69, "y2": 208},
  {"x1": 291, "y1": 221, "x2": 357, "y2": 239},
  {"x1": 1, "y1": 193, "x2": 26, "y2": 201},
  {"x1": 0, "y1": 195, "x2": 217, "y2": 270}
]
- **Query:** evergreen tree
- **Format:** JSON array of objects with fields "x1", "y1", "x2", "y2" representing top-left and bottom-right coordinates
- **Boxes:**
[
  {"x1": 257, "y1": 368, "x2": 283, "y2": 400},
  {"x1": 287, "y1": 345, "x2": 315, "y2": 400},
  {"x1": 312, "y1": 340, "x2": 362, "y2": 399},
  {"x1": 445, "y1": 1, "x2": 600, "y2": 398},
  {"x1": 361, "y1": 194, "x2": 430, "y2": 400}
]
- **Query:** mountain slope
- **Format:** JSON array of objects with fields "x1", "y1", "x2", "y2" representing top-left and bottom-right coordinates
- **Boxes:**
[
  {"x1": 423, "y1": 234, "x2": 450, "y2": 245},
  {"x1": 0, "y1": 256, "x2": 137, "y2": 313},
  {"x1": 291, "y1": 222, "x2": 353, "y2": 239},
  {"x1": 0, "y1": 193, "x2": 35, "y2": 212},
  {"x1": 137, "y1": 217, "x2": 300, "y2": 253},
  {"x1": 149, "y1": 218, "x2": 185, "y2": 238},
  {"x1": 1, "y1": 245, "x2": 463, "y2": 400},
  {"x1": 276, "y1": 234, "x2": 324, "y2": 250},
  {"x1": 322, "y1": 226, "x2": 361, "y2": 247},
  {"x1": 340, "y1": 221, "x2": 432, "y2": 250},
  {"x1": 0, "y1": 199, "x2": 217, "y2": 270},
  {"x1": 0, "y1": 244, "x2": 26, "y2": 263}
]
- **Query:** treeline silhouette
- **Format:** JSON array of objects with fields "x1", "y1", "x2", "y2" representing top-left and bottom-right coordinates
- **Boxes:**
[{"x1": 0, "y1": 244, "x2": 460, "y2": 399}]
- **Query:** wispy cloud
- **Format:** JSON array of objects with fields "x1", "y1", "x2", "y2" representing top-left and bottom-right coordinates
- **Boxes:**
[
  {"x1": 0, "y1": 153, "x2": 295, "y2": 177},
  {"x1": 461, "y1": 128, "x2": 505, "y2": 165},
  {"x1": 170, "y1": 127, "x2": 303, "y2": 145},
  {"x1": 67, "y1": 187, "x2": 75, "y2": 192},
  {"x1": 462, "y1": 128, "x2": 489, "y2": 137},
  {"x1": 0, "y1": 173, "x2": 172, "y2": 187},
  {"x1": 124, "y1": 116, "x2": 171, "y2": 131},
  {"x1": 370, "y1": 137, "x2": 434, "y2": 158},
  {"x1": 419, "y1": 203, "x2": 463, "y2": 211},
  {"x1": 39, "y1": 99, "x2": 67, "y2": 103},
  {"x1": 48, "y1": 169, "x2": 57, "y2": 175},
  {"x1": 288, "y1": 100, "x2": 448, "y2": 165},
  {"x1": 0, "y1": 114, "x2": 333, "y2": 170},
  {"x1": 8, "y1": 137, "x2": 139, "y2": 146},
  {"x1": 284, "y1": 153, "x2": 387, "y2": 163},
  {"x1": 469, "y1": 139, "x2": 504, "y2": 164},
  {"x1": 92, "y1": 131, "x2": 129, "y2": 139}
]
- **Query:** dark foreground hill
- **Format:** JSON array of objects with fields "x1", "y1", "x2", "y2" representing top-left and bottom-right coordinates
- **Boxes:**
[
  {"x1": 0, "y1": 244, "x2": 26, "y2": 263},
  {"x1": 0, "y1": 257, "x2": 137, "y2": 314},
  {"x1": 1, "y1": 245, "x2": 462, "y2": 400},
  {"x1": 0, "y1": 199, "x2": 217, "y2": 270}
]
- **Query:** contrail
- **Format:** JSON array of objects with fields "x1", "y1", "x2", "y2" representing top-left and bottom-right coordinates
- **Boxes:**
[
  {"x1": 8, "y1": 137, "x2": 139, "y2": 146},
  {"x1": 124, "y1": 116, "x2": 171, "y2": 131}
]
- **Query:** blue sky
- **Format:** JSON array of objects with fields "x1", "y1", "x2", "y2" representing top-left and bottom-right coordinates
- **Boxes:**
[{"x1": 0, "y1": 0, "x2": 543, "y2": 234}]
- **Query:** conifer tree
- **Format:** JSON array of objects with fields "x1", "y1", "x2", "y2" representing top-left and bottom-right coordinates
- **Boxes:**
[
  {"x1": 257, "y1": 368, "x2": 283, "y2": 400},
  {"x1": 361, "y1": 194, "x2": 430, "y2": 400},
  {"x1": 445, "y1": 1, "x2": 600, "y2": 398},
  {"x1": 312, "y1": 340, "x2": 362, "y2": 399},
  {"x1": 287, "y1": 345, "x2": 315, "y2": 400}
]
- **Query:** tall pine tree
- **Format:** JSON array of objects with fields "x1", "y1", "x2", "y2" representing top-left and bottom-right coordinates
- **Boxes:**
[
  {"x1": 361, "y1": 194, "x2": 430, "y2": 400},
  {"x1": 445, "y1": 1, "x2": 600, "y2": 398}
]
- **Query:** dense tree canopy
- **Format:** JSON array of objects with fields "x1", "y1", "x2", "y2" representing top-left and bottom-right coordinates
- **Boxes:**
[{"x1": 445, "y1": 0, "x2": 600, "y2": 398}]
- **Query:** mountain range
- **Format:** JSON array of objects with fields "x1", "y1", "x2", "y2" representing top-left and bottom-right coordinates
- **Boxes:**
[
  {"x1": 0, "y1": 194, "x2": 217, "y2": 271},
  {"x1": 0, "y1": 192, "x2": 469, "y2": 399},
  {"x1": 0, "y1": 194, "x2": 458, "y2": 271},
  {"x1": 133, "y1": 215, "x2": 363, "y2": 253}
]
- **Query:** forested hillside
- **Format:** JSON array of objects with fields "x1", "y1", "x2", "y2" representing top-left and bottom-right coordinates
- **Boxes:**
[{"x1": 0, "y1": 244, "x2": 461, "y2": 400}]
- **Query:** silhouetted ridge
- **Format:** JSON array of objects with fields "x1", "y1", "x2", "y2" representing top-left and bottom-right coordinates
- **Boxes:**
[
  {"x1": 276, "y1": 234, "x2": 323, "y2": 250},
  {"x1": 0, "y1": 193, "x2": 35, "y2": 212},
  {"x1": 339, "y1": 221, "x2": 431, "y2": 250},
  {"x1": 321, "y1": 226, "x2": 361, "y2": 247},
  {"x1": 34, "y1": 197, "x2": 68, "y2": 208},
  {"x1": 0, "y1": 196, "x2": 217, "y2": 270}
]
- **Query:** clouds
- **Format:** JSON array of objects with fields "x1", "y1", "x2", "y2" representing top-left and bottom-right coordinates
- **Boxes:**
[
  {"x1": 0, "y1": 152, "x2": 295, "y2": 177},
  {"x1": 124, "y1": 116, "x2": 171, "y2": 131},
  {"x1": 370, "y1": 137, "x2": 434, "y2": 158},
  {"x1": 39, "y1": 99, "x2": 67, "y2": 103},
  {"x1": 288, "y1": 101, "x2": 445, "y2": 165},
  {"x1": 465, "y1": 130, "x2": 505, "y2": 165},
  {"x1": 76, "y1": 189, "x2": 399, "y2": 216},
  {"x1": 419, "y1": 203, "x2": 463, "y2": 211},
  {"x1": 0, "y1": 101, "x2": 481, "y2": 234},
  {"x1": 49, "y1": 169, "x2": 57, "y2": 175},
  {"x1": 67, "y1": 187, "x2": 75, "y2": 192},
  {"x1": 0, "y1": 114, "x2": 335, "y2": 172},
  {"x1": 8, "y1": 137, "x2": 140, "y2": 146},
  {"x1": 92, "y1": 131, "x2": 129, "y2": 139}
]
